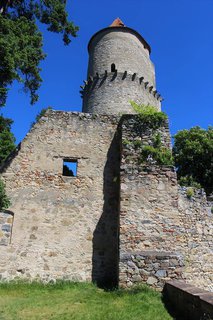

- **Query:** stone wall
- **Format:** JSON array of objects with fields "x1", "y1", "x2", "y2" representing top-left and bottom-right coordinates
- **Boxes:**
[
  {"x1": 0, "y1": 111, "x2": 120, "y2": 286},
  {"x1": 0, "y1": 211, "x2": 14, "y2": 246},
  {"x1": 0, "y1": 111, "x2": 212, "y2": 291},
  {"x1": 120, "y1": 251, "x2": 184, "y2": 289},
  {"x1": 178, "y1": 188, "x2": 213, "y2": 291},
  {"x1": 119, "y1": 115, "x2": 213, "y2": 291}
]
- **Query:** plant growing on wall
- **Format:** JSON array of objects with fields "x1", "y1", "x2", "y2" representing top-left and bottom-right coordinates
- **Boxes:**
[
  {"x1": 0, "y1": 178, "x2": 10, "y2": 211},
  {"x1": 30, "y1": 106, "x2": 52, "y2": 128},
  {"x1": 140, "y1": 145, "x2": 173, "y2": 166},
  {"x1": 130, "y1": 101, "x2": 167, "y2": 130},
  {"x1": 129, "y1": 101, "x2": 173, "y2": 166}
]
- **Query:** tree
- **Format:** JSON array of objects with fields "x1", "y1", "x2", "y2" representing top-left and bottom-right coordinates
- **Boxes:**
[
  {"x1": 0, "y1": 0, "x2": 78, "y2": 106},
  {"x1": 0, "y1": 178, "x2": 10, "y2": 210},
  {"x1": 0, "y1": 115, "x2": 16, "y2": 166},
  {"x1": 173, "y1": 126, "x2": 213, "y2": 195}
]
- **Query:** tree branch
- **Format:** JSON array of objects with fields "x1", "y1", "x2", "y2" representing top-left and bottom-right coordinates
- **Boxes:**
[{"x1": 0, "y1": 0, "x2": 11, "y2": 15}]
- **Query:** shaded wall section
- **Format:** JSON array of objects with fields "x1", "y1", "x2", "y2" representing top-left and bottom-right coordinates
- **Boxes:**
[{"x1": 92, "y1": 130, "x2": 121, "y2": 287}]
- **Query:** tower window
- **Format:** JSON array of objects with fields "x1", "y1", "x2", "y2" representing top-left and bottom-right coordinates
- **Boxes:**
[
  {"x1": 111, "y1": 63, "x2": 116, "y2": 72},
  {"x1": 63, "y1": 159, "x2": 77, "y2": 177}
]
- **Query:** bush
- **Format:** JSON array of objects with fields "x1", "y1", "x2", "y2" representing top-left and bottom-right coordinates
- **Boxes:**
[
  {"x1": 0, "y1": 178, "x2": 10, "y2": 211},
  {"x1": 130, "y1": 101, "x2": 168, "y2": 130},
  {"x1": 186, "y1": 187, "x2": 194, "y2": 199},
  {"x1": 179, "y1": 176, "x2": 201, "y2": 189},
  {"x1": 140, "y1": 145, "x2": 174, "y2": 166}
]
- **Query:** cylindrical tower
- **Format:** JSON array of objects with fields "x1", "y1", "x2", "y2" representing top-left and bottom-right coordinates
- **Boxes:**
[{"x1": 82, "y1": 18, "x2": 162, "y2": 114}]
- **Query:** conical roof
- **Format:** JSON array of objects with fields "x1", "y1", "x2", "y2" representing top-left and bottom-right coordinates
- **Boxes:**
[{"x1": 110, "y1": 18, "x2": 125, "y2": 27}]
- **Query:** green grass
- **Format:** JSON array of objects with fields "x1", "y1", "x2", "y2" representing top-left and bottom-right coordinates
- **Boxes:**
[{"x1": 0, "y1": 281, "x2": 172, "y2": 320}]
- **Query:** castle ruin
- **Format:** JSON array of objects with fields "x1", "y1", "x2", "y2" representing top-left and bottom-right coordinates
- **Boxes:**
[{"x1": 0, "y1": 19, "x2": 212, "y2": 291}]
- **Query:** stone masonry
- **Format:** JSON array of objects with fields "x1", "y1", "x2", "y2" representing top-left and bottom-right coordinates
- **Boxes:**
[
  {"x1": 119, "y1": 115, "x2": 213, "y2": 291},
  {"x1": 0, "y1": 20, "x2": 212, "y2": 291},
  {"x1": 82, "y1": 19, "x2": 162, "y2": 115},
  {"x1": 0, "y1": 211, "x2": 14, "y2": 246},
  {"x1": 0, "y1": 112, "x2": 120, "y2": 286}
]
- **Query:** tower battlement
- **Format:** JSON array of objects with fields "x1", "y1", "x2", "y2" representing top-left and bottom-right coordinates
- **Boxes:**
[
  {"x1": 82, "y1": 70, "x2": 162, "y2": 114},
  {"x1": 83, "y1": 19, "x2": 159, "y2": 115}
]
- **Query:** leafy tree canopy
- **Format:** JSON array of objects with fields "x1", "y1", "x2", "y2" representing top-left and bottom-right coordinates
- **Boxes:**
[
  {"x1": 173, "y1": 126, "x2": 213, "y2": 195},
  {"x1": 0, "y1": 0, "x2": 78, "y2": 106},
  {"x1": 0, "y1": 115, "x2": 16, "y2": 166}
]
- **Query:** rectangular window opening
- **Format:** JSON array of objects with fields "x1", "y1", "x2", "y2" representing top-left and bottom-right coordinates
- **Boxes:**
[{"x1": 63, "y1": 159, "x2": 77, "y2": 177}]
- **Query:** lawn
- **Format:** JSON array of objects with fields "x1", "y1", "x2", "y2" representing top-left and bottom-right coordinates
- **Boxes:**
[{"x1": 0, "y1": 281, "x2": 172, "y2": 320}]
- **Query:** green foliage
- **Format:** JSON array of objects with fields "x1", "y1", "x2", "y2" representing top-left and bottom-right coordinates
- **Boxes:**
[
  {"x1": 0, "y1": 281, "x2": 172, "y2": 320},
  {"x1": 173, "y1": 126, "x2": 213, "y2": 195},
  {"x1": 127, "y1": 102, "x2": 173, "y2": 166},
  {"x1": 140, "y1": 145, "x2": 174, "y2": 166},
  {"x1": 186, "y1": 187, "x2": 194, "y2": 199},
  {"x1": 0, "y1": 1, "x2": 78, "y2": 106},
  {"x1": 130, "y1": 101, "x2": 168, "y2": 130},
  {"x1": 153, "y1": 133, "x2": 162, "y2": 148},
  {"x1": 122, "y1": 138, "x2": 131, "y2": 146},
  {"x1": 179, "y1": 176, "x2": 201, "y2": 189},
  {"x1": 0, "y1": 178, "x2": 10, "y2": 210},
  {"x1": 31, "y1": 106, "x2": 52, "y2": 128},
  {"x1": 133, "y1": 139, "x2": 142, "y2": 148},
  {"x1": 0, "y1": 115, "x2": 16, "y2": 166}
]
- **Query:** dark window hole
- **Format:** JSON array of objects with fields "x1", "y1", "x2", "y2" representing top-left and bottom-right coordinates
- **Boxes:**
[{"x1": 111, "y1": 63, "x2": 116, "y2": 72}]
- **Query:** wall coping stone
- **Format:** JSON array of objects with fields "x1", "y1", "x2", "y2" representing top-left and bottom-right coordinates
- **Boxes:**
[{"x1": 164, "y1": 280, "x2": 213, "y2": 319}]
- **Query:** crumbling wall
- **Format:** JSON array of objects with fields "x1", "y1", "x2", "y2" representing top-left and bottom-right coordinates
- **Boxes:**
[
  {"x1": 0, "y1": 211, "x2": 14, "y2": 246},
  {"x1": 178, "y1": 188, "x2": 213, "y2": 291},
  {"x1": 0, "y1": 111, "x2": 212, "y2": 291},
  {"x1": 119, "y1": 115, "x2": 213, "y2": 291},
  {"x1": 0, "y1": 111, "x2": 120, "y2": 286}
]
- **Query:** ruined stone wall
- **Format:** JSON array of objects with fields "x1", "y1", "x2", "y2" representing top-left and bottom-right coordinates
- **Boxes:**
[
  {"x1": 0, "y1": 111, "x2": 212, "y2": 291},
  {"x1": 178, "y1": 188, "x2": 213, "y2": 291},
  {"x1": 119, "y1": 115, "x2": 213, "y2": 291},
  {"x1": 0, "y1": 211, "x2": 14, "y2": 246},
  {"x1": 0, "y1": 111, "x2": 120, "y2": 286}
]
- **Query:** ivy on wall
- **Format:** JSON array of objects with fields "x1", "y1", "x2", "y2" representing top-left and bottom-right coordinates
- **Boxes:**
[{"x1": 125, "y1": 102, "x2": 174, "y2": 166}]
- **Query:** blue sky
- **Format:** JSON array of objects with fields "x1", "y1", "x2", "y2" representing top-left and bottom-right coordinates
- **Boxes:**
[{"x1": 2, "y1": 0, "x2": 213, "y2": 143}]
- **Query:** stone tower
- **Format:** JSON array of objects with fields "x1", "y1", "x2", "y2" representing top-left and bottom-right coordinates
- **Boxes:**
[{"x1": 82, "y1": 18, "x2": 162, "y2": 115}]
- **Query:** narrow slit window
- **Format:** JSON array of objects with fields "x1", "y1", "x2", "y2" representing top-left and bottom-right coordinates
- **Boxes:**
[
  {"x1": 63, "y1": 159, "x2": 77, "y2": 177},
  {"x1": 111, "y1": 63, "x2": 116, "y2": 72}
]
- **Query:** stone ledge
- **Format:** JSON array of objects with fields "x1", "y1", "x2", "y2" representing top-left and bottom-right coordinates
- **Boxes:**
[
  {"x1": 120, "y1": 250, "x2": 181, "y2": 261},
  {"x1": 163, "y1": 280, "x2": 213, "y2": 320}
]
